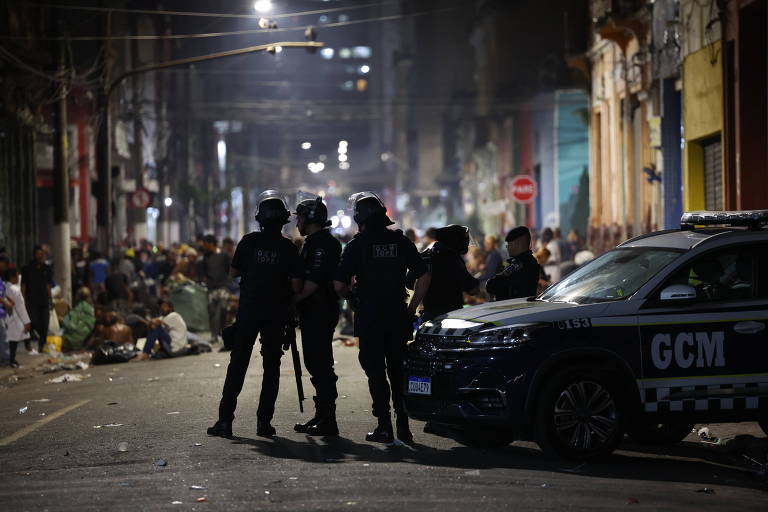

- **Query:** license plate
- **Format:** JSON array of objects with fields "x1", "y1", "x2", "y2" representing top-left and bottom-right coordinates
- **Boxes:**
[{"x1": 408, "y1": 376, "x2": 431, "y2": 395}]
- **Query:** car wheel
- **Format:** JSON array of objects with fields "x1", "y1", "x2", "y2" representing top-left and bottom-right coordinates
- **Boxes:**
[
  {"x1": 626, "y1": 422, "x2": 695, "y2": 445},
  {"x1": 758, "y1": 419, "x2": 768, "y2": 437},
  {"x1": 534, "y1": 369, "x2": 625, "y2": 461}
]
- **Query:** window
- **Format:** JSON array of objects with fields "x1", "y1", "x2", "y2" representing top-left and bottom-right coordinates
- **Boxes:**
[{"x1": 664, "y1": 246, "x2": 755, "y2": 302}]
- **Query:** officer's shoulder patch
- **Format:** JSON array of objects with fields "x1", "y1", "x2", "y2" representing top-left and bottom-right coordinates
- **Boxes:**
[
  {"x1": 372, "y1": 243, "x2": 398, "y2": 258},
  {"x1": 501, "y1": 261, "x2": 522, "y2": 276},
  {"x1": 312, "y1": 247, "x2": 325, "y2": 269}
]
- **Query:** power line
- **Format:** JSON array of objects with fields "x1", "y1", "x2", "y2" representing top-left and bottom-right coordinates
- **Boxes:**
[
  {"x1": 0, "y1": 7, "x2": 457, "y2": 41},
  {"x1": 30, "y1": 1, "x2": 396, "y2": 20}
]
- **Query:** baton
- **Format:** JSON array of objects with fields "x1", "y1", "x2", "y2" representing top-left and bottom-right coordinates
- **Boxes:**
[{"x1": 286, "y1": 319, "x2": 305, "y2": 413}]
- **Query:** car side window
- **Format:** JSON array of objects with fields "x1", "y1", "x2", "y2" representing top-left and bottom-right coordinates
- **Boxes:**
[{"x1": 665, "y1": 246, "x2": 755, "y2": 302}]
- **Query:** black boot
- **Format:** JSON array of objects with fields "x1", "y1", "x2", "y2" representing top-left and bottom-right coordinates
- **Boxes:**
[
  {"x1": 365, "y1": 416, "x2": 394, "y2": 444},
  {"x1": 294, "y1": 397, "x2": 321, "y2": 433},
  {"x1": 257, "y1": 419, "x2": 276, "y2": 437},
  {"x1": 207, "y1": 420, "x2": 233, "y2": 438},
  {"x1": 294, "y1": 416, "x2": 318, "y2": 433},
  {"x1": 396, "y1": 414, "x2": 414, "y2": 444},
  {"x1": 306, "y1": 404, "x2": 339, "y2": 436}
]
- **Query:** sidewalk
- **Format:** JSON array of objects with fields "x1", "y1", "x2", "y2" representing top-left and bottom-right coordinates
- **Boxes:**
[{"x1": 0, "y1": 349, "x2": 58, "y2": 387}]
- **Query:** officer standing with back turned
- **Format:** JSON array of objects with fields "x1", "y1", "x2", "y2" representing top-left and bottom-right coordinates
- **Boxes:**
[
  {"x1": 207, "y1": 190, "x2": 303, "y2": 438},
  {"x1": 333, "y1": 192, "x2": 431, "y2": 444},
  {"x1": 486, "y1": 226, "x2": 540, "y2": 301},
  {"x1": 292, "y1": 195, "x2": 343, "y2": 436}
]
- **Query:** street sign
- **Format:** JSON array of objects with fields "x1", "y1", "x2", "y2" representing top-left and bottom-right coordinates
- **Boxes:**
[
  {"x1": 510, "y1": 175, "x2": 537, "y2": 204},
  {"x1": 130, "y1": 188, "x2": 151, "y2": 209}
]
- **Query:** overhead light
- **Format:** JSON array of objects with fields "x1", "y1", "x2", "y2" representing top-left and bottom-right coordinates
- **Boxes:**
[
  {"x1": 301, "y1": 142, "x2": 312, "y2": 150},
  {"x1": 164, "y1": 197, "x2": 173, "y2": 207},
  {"x1": 341, "y1": 216, "x2": 352, "y2": 229},
  {"x1": 339, "y1": 162, "x2": 350, "y2": 170},
  {"x1": 359, "y1": 64, "x2": 370, "y2": 74},
  {"x1": 338, "y1": 154, "x2": 348, "y2": 162},
  {"x1": 338, "y1": 140, "x2": 348, "y2": 147},
  {"x1": 338, "y1": 145, "x2": 347, "y2": 155},
  {"x1": 254, "y1": 0, "x2": 272, "y2": 13},
  {"x1": 320, "y1": 47, "x2": 335, "y2": 60},
  {"x1": 274, "y1": 45, "x2": 283, "y2": 54},
  {"x1": 308, "y1": 162, "x2": 325, "y2": 174},
  {"x1": 318, "y1": 154, "x2": 327, "y2": 162},
  {"x1": 331, "y1": 216, "x2": 340, "y2": 228}
]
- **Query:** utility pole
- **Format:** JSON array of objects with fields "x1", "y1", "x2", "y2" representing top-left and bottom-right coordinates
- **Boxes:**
[
  {"x1": 52, "y1": 20, "x2": 72, "y2": 304},
  {"x1": 96, "y1": 10, "x2": 112, "y2": 256}
]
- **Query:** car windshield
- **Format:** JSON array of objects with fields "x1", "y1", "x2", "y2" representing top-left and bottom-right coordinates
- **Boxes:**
[{"x1": 539, "y1": 247, "x2": 683, "y2": 304}]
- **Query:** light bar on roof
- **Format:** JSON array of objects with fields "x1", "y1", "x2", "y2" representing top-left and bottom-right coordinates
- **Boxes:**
[{"x1": 681, "y1": 210, "x2": 768, "y2": 229}]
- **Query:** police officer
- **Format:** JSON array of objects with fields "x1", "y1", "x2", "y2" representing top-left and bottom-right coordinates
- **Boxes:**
[
  {"x1": 208, "y1": 191, "x2": 303, "y2": 438},
  {"x1": 486, "y1": 226, "x2": 540, "y2": 300},
  {"x1": 292, "y1": 196, "x2": 342, "y2": 436},
  {"x1": 408, "y1": 224, "x2": 479, "y2": 322},
  {"x1": 333, "y1": 192, "x2": 430, "y2": 444}
]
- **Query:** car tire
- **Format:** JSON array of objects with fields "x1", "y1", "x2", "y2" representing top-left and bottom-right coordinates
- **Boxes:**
[
  {"x1": 626, "y1": 422, "x2": 695, "y2": 445},
  {"x1": 534, "y1": 368, "x2": 625, "y2": 461},
  {"x1": 758, "y1": 419, "x2": 768, "y2": 437}
]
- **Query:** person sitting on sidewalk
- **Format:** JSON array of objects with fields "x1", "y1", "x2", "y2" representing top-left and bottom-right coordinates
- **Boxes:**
[
  {"x1": 61, "y1": 287, "x2": 96, "y2": 351},
  {"x1": 135, "y1": 299, "x2": 189, "y2": 360}
]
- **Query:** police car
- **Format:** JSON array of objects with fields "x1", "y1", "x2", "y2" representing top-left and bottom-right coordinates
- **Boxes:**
[{"x1": 404, "y1": 211, "x2": 768, "y2": 461}]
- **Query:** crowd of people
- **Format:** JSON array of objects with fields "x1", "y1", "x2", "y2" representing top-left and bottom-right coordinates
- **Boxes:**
[{"x1": 0, "y1": 234, "x2": 243, "y2": 368}]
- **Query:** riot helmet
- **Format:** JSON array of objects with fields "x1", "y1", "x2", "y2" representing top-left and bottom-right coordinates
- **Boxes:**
[
  {"x1": 348, "y1": 191, "x2": 393, "y2": 227},
  {"x1": 294, "y1": 191, "x2": 331, "y2": 228},
  {"x1": 255, "y1": 190, "x2": 290, "y2": 227},
  {"x1": 435, "y1": 224, "x2": 473, "y2": 255}
]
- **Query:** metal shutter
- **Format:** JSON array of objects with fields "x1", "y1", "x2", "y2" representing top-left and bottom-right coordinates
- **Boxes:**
[{"x1": 703, "y1": 138, "x2": 723, "y2": 211}]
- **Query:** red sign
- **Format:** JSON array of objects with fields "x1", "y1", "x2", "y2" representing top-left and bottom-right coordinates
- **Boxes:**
[
  {"x1": 510, "y1": 175, "x2": 537, "y2": 204},
  {"x1": 131, "y1": 188, "x2": 151, "y2": 209}
]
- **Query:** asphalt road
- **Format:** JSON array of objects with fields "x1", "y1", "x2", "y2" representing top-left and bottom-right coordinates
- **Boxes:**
[{"x1": 0, "y1": 337, "x2": 766, "y2": 511}]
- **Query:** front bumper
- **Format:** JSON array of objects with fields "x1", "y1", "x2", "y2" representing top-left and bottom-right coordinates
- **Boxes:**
[{"x1": 402, "y1": 336, "x2": 529, "y2": 432}]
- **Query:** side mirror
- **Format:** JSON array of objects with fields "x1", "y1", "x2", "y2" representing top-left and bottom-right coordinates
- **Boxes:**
[{"x1": 659, "y1": 284, "x2": 697, "y2": 302}]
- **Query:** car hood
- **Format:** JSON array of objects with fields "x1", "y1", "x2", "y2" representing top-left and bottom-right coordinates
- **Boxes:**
[{"x1": 419, "y1": 299, "x2": 611, "y2": 336}]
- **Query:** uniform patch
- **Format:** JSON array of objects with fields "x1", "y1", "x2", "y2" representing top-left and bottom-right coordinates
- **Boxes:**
[
  {"x1": 373, "y1": 244, "x2": 398, "y2": 258},
  {"x1": 254, "y1": 249, "x2": 279, "y2": 265},
  {"x1": 312, "y1": 248, "x2": 325, "y2": 269}
]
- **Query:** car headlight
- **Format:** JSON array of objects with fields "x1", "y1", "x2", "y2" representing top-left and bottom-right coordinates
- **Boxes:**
[{"x1": 465, "y1": 324, "x2": 537, "y2": 346}]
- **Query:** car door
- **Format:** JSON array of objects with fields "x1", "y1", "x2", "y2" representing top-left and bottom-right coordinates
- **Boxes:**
[{"x1": 636, "y1": 244, "x2": 768, "y2": 416}]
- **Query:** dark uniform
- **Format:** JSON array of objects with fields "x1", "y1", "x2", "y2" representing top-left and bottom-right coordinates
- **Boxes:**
[
  {"x1": 335, "y1": 226, "x2": 427, "y2": 438},
  {"x1": 298, "y1": 228, "x2": 342, "y2": 423},
  {"x1": 210, "y1": 201, "x2": 304, "y2": 437},
  {"x1": 485, "y1": 250, "x2": 540, "y2": 300}
]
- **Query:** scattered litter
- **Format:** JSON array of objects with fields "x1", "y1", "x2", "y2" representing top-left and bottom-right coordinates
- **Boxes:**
[
  {"x1": 346, "y1": 502, "x2": 357, "y2": 506},
  {"x1": 93, "y1": 423, "x2": 124, "y2": 429},
  {"x1": 147, "y1": 377, "x2": 159, "y2": 382},
  {"x1": 196, "y1": 497, "x2": 207, "y2": 503},
  {"x1": 107, "y1": 402, "x2": 118, "y2": 406},
  {"x1": 698, "y1": 427, "x2": 720, "y2": 444},
  {"x1": 117, "y1": 482, "x2": 131, "y2": 487},
  {"x1": 626, "y1": 497, "x2": 640, "y2": 504},
  {"x1": 8, "y1": 376, "x2": 18, "y2": 383},
  {"x1": 362, "y1": 464, "x2": 370, "y2": 467},
  {"x1": 29, "y1": 398, "x2": 51, "y2": 403},
  {"x1": 167, "y1": 411, "x2": 180, "y2": 415},
  {"x1": 189, "y1": 485, "x2": 207, "y2": 490},
  {"x1": 39, "y1": 413, "x2": 46, "y2": 416},
  {"x1": 213, "y1": 363, "x2": 221, "y2": 368},
  {"x1": 288, "y1": 477, "x2": 298, "y2": 480},
  {"x1": 18, "y1": 406, "x2": 29, "y2": 415},
  {"x1": 540, "y1": 484, "x2": 550, "y2": 488},
  {"x1": 465, "y1": 469, "x2": 480, "y2": 476},
  {"x1": 341, "y1": 395, "x2": 348, "y2": 399},
  {"x1": 108, "y1": 378, "x2": 113, "y2": 382},
  {"x1": 64, "y1": 450, "x2": 70, "y2": 456},
  {"x1": 171, "y1": 501, "x2": 182, "y2": 505},
  {"x1": 117, "y1": 442, "x2": 129, "y2": 452},
  {"x1": 264, "y1": 490, "x2": 271, "y2": 495},
  {"x1": 46, "y1": 374, "x2": 84, "y2": 384},
  {"x1": 696, "y1": 488, "x2": 716, "y2": 494},
  {"x1": 193, "y1": 443, "x2": 203, "y2": 447},
  {"x1": 154, "y1": 458, "x2": 168, "y2": 467},
  {"x1": 76, "y1": 361, "x2": 89, "y2": 370}
]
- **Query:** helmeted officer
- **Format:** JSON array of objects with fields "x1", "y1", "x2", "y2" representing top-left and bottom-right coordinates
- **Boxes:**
[
  {"x1": 333, "y1": 192, "x2": 430, "y2": 444},
  {"x1": 486, "y1": 226, "x2": 540, "y2": 300},
  {"x1": 409, "y1": 224, "x2": 480, "y2": 322},
  {"x1": 208, "y1": 190, "x2": 303, "y2": 438},
  {"x1": 292, "y1": 195, "x2": 343, "y2": 436}
]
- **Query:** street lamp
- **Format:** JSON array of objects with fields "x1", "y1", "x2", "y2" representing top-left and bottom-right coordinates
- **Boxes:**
[{"x1": 254, "y1": 0, "x2": 273, "y2": 13}]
